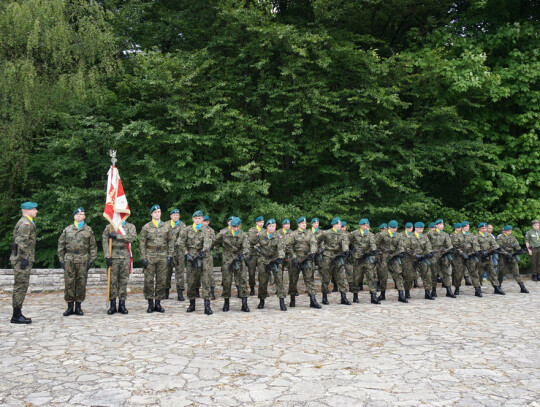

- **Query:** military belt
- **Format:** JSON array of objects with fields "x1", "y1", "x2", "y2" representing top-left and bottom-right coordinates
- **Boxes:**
[{"x1": 147, "y1": 245, "x2": 164, "y2": 251}]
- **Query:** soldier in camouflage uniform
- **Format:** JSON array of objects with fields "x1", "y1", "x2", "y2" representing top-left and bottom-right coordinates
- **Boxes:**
[
  {"x1": 139, "y1": 205, "x2": 174, "y2": 313},
  {"x1": 285, "y1": 216, "x2": 321, "y2": 309},
  {"x1": 497, "y1": 225, "x2": 528, "y2": 293},
  {"x1": 410, "y1": 222, "x2": 435, "y2": 300},
  {"x1": 165, "y1": 209, "x2": 186, "y2": 301},
  {"x1": 102, "y1": 220, "x2": 136, "y2": 315},
  {"x1": 376, "y1": 220, "x2": 408, "y2": 303},
  {"x1": 525, "y1": 220, "x2": 540, "y2": 281},
  {"x1": 249, "y1": 219, "x2": 287, "y2": 311},
  {"x1": 476, "y1": 222, "x2": 506, "y2": 295},
  {"x1": 307, "y1": 217, "x2": 323, "y2": 289},
  {"x1": 460, "y1": 221, "x2": 483, "y2": 297},
  {"x1": 375, "y1": 223, "x2": 388, "y2": 292},
  {"x1": 428, "y1": 219, "x2": 456, "y2": 298},
  {"x1": 315, "y1": 217, "x2": 351, "y2": 305},
  {"x1": 340, "y1": 221, "x2": 355, "y2": 294},
  {"x1": 203, "y1": 215, "x2": 216, "y2": 300},
  {"x1": 58, "y1": 207, "x2": 98, "y2": 316},
  {"x1": 449, "y1": 222, "x2": 466, "y2": 295},
  {"x1": 177, "y1": 210, "x2": 213, "y2": 314},
  {"x1": 400, "y1": 222, "x2": 416, "y2": 299},
  {"x1": 10, "y1": 201, "x2": 38, "y2": 324},
  {"x1": 349, "y1": 219, "x2": 380, "y2": 304},
  {"x1": 213, "y1": 217, "x2": 251, "y2": 312},
  {"x1": 247, "y1": 216, "x2": 265, "y2": 295}
]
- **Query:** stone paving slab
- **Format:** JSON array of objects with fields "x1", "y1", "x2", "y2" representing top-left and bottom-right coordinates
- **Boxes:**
[{"x1": 1, "y1": 281, "x2": 540, "y2": 406}]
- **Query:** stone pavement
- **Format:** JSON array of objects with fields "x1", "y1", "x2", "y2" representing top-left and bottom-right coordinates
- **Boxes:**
[{"x1": 1, "y1": 280, "x2": 540, "y2": 406}]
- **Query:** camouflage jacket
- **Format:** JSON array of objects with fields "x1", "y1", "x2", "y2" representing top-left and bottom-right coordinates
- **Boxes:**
[
  {"x1": 139, "y1": 221, "x2": 174, "y2": 260},
  {"x1": 376, "y1": 230, "x2": 404, "y2": 257},
  {"x1": 248, "y1": 226, "x2": 264, "y2": 257},
  {"x1": 476, "y1": 232, "x2": 499, "y2": 253},
  {"x1": 461, "y1": 232, "x2": 480, "y2": 255},
  {"x1": 449, "y1": 230, "x2": 465, "y2": 254},
  {"x1": 101, "y1": 223, "x2": 137, "y2": 259},
  {"x1": 167, "y1": 220, "x2": 186, "y2": 258},
  {"x1": 496, "y1": 234, "x2": 521, "y2": 255},
  {"x1": 177, "y1": 224, "x2": 212, "y2": 256},
  {"x1": 349, "y1": 229, "x2": 377, "y2": 259},
  {"x1": 10, "y1": 216, "x2": 37, "y2": 263},
  {"x1": 316, "y1": 228, "x2": 349, "y2": 257},
  {"x1": 409, "y1": 232, "x2": 433, "y2": 256},
  {"x1": 213, "y1": 228, "x2": 249, "y2": 256},
  {"x1": 285, "y1": 229, "x2": 317, "y2": 261},
  {"x1": 249, "y1": 230, "x2": 286, "y2": 262},
  {"x1": 58, "y1": 223, "x2": 98, "y2": 264},
  {"x1": 428, "y1": 230, "x2": 453, "y2": 253}
]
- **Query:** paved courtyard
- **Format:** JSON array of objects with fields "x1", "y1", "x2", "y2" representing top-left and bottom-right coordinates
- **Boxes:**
[{"x1": 1, "y1": 280, "x2": 540, "y2": 406}]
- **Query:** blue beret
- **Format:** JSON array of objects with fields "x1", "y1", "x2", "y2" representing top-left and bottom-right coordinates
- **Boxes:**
[
  {"x1": 192, "y1": 210, "x2": 203, "y2": 217},
  {"x1": 170, "y1": 208, "x2": 180, "y2": 215},
  {"x1": 21, "y1": 202, "x2": 38, "y2": 210},
  {"x1": 255, "y1": 216, "x2": 264, "y2": 222},
  {"x1": 265, "y1": 219, "x2": 276, "y2": 226},
  {"x1": 414, "y1": 222, "x2": 424, "y2": 228},
  {"x1": 281, "y1": 219, "x2": 290, "y2": 225},
  {"x1": 428, "y1": 222, "x2": 436, "y2": 228},
  {"x1": 454, "y1": 222, "x2": 462, "y2": 229},
  {"x1": 203, "y1": 215, "x2": 210, "y2": 221},
  {"x1": 74, "y1": 207, "x2": 85, "y2": 216},
  {"x1": 379, "y1": 223, "x2": 388, "y2": 229},
  {"x1": 405, "y1": 222, "x2": 413, "y2": 228},
  {"x1": 359, "y1": 218, "x2": 369, "y2": 225},
  {"x1": 435, "y1": 219, "x2": 444, "y2": 225},
  {"x1": 461, "y1": 221, "x2": 469, "y2": 226},
  {"x1": 331, "y1": 217, "x2": 341, "y2": 225},
  {"x1": 230, "y1": 217, "x2": 242, "y2": 227},
  {"x1": 503, "y1": 225, "x2": 512, "y2": 231},
  {"x1": 388, "y1": 220, "x2": 398, "y2": 228},
  {"x1": 311, "y1": 217, "x2": 319, "y2": 223},
  {"x1": 297, "y1": 216, "x2": 306, "y2": 223},
  {"x1": 341, "y1": 221, "x2": 348, "y2": 227},
  {"x1": 149, "y1": 205, "x2": 160, "y2": 215},
  {"x1": 478, "y1": 222, "x2": 487, "y2": 228},
  {"x1": 227, "y1": 216, "x2": 234, "y2": 222}
]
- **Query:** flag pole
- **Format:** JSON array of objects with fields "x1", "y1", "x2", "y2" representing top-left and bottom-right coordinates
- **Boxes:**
[{"x1": 106, "y1": 150, "x2": 117, "y2": 305}]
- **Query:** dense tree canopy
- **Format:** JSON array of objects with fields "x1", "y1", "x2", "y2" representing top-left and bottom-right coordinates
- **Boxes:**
[{"x1": 1, "y1": 0, "x2": 538, "y2": 267}]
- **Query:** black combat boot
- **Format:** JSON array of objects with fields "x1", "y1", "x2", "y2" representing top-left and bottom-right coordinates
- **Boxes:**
[
  {"x1": 370, "y1": 293, "x2": 381, "y2": 304},
  {"x1": 177, "y1": 289, "x2": 185, "y2": 301},
  {"x1": 309, "y1": 294, "x2": 322, "y2": 309},
  {"x1": 332, "y1": 284, "x2": 338, "y2": 292},
  {"x1": 424, "y1": 289, "x2": 434, "y2": 300},
  {"x1": 236, "y1": 285, "x2": 240, "y2": 299},
  {"x1": 454, "y1": 287, "x2": 460, "y2": 295},
  {"x1": 211, "y1": 286, "x2": 216, "y2": 300},
  {"x1": 186, "y1": 299, "x2": 196, "y2": 312},
  {"x1": 322, "y1": 293, "x2": 329, "y2": 305},
  {"x1": 474, "y1": 286, "x2": 483, "y2": 297},
  {"x1": 63, "y1": 302, "x2": 75, "y2": 316},
  {"x1": 223, "y1": 298, "x2": 230, "y2": 312},
  {"x1": 118, "y1": 300, "x2": 128, "y2": 314},
  {"x1": 431, "y1": 287, "x2": 437, "y2": 297},
  {"x1": 445, "y1": 286, "x2": 456, "y2": 298},
  {"x1": 164, "y1": 289, "x2": 169, "y2": 299},
  {"x1": 107, "y1": 299, "x2": 117, "y2": 315},
  {"x1": 494, "y1": 286, "x2": 506, "y2": 295},
  {"x1": 340, "y1": 292, "x2": 351, "y2": 305},
  {"x1": 257, "y1": 298, "x2": 265, "y2": 309},
  {"x1": 348, "y1": 282, "x2": 353, "y2": 293},
  {"x1": 147, "y1": 299, "x2": 154, "y2": 313},
  {"x1": 376, "y1": 281, "x2": 381, "y2": 292},
  {"x1": 249, "y1": 286, "x2": 255, "y2": 296},
  {"x1": 289, "y1": 295, "x2": 296, "y2": 307},
  {"x1": 464, "y1": 276, "x2": 472, "y2": 286},
  {"x1": 413, "y1": 279, "x2": 420, "y2": 288},
  {"x1": 405, "y1": 290, "x2": 411, "y2": 299},
  {"x1": 377, "y1": 290, "x2": 386, "y2": 301},
  {"x1": 154, "y1": 300, "x2": 165, "y2": 313},
  {"x1": 195, "y1": 288, "x2": 200, "y2": 298},
  {"x1": 241, "y1": 297, "x2": 250, "y2": 312},
  {"x1": 398, "y1": 290, "x2": 408, "y2": 303},
  {"x1": 74, "y1": 302, "x2": 84, "y2": 316},
  {"x1": 532, "y1": 273, "x2": 538, "y2": 281},
  {"x1": 11, "y1": 308, "x2": 31, "y2": 324},
  {"x1": 353, "y1": 293, "x2": 359, "y2": 303},
  {"x1": 204, "y1": 299, "x2": 213, "y2": 315},
  {"x1": 279, "y1": 298, "x2": 287, "y2": 311},
  {"x1": 519, "y1": 282, "x2": 529, "y2": 293},
  {"x1": 359, "y1": 283, "x2": 364, "y2": 291}
]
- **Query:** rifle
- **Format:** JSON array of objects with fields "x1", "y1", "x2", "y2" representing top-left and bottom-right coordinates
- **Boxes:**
[
  {"x1": 438, "y1": 247, "x2": 457, "y2": 264},
  {"x1": 229, "y1": 253, "x2": 244, "y2": 272},
  {"x1": 330, "y1": 251, "x2": 348, "y2": 267},
  {"x1": 387, "y1": 252, "x2": 406, "y2": 268},
  {"x1": 298, "y1": 254, "x2": 314, "y2": 272},
  {"x1": 314, "y1": 248, "x2": 325, "y2": 265},
  {"x1": 11, "y1": 242, "x2": 18, "y2": 256},
  {"x1": 511, "y1": 247, "x2": 527, "y2": 262},
  {"x1": 413, "y1": 251, "x2": 435, "y2": 268},
  {"x1": 186, "y1": 250, "x2": 207, "y2": 269},
  {"x1": 357, "y1": 249, "x2": 378, "y2": 264},
  {"x1": 265, "y1": 258, "x2": 282, "y2": 285}
]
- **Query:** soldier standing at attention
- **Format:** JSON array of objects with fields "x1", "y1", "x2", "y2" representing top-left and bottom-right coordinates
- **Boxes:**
[
  {"x1": 247, "y1": 216, "x2": 264, "y2": 295},
  {"x1": 376, "y1": 220, "x2": 407, "y2": 303},
  {"x1": 307, "y1": 217, "x2": 323, "y2": 289},
  {"x1": 10, "y1": 201, "x2": 38, "y2": 324},
  {"x1": 400, "y1": 222, "x2": 416, "y2": 299},
  {"x1": 410, "y1": 222, "x2": 434, "y2": 300},
  {"x1": 349, "y1": 219, "x2": 380, "y2": 304},
  {"x1": 497, "y1": 225, "x2": 529, "y2": 293},
  {"x1": 460, "y1": 221, "x2": 483, "y2": 297},
  {"x1": 428, "y1": 219, "x2": 456, "y2": 298},
  {"x1": 526, "y1": 220, "x2": 540, "y2": 281},
  {"x1": 139, "y1": 205, "x2": 174, "y2": 313},
  {"x1": 165, "y1": 209, "x2": 186, "y2": 300},
  {"x1": 316, "y1": 217, "x2": 351, "y2": 305},
  {"x1": 58, "y1": 207, "x2": 97, "y2": 316},
  {"x1": 203, "y1": 215, "x2": 216, "y2": 300},
  {"x1": 341, "y1": 221, "x2": 355, "y2": 295},
  {"x1": 449, "y1": 222, "x2": 465, "y2": 295},
  {"x1": 477, "y1": 222, "x2": 505, "y2": 295},
  {"x1": 102, "y1": 219, "x2": 137, "y2": 314},
  {"x1": 375, "y1": 223, "x2": 388, "y2": 292}
]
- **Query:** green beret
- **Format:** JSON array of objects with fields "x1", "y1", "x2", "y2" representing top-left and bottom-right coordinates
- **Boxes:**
[
  {"x1": 331, "y1": 217, "x2": 341, "y2": 225},
  {"x1": 453, "y1": 222, "x2": 462, "y2": 229},
  {"x1": 230, "y1": 217, "x2": 241, "y2": 227},
  {"x1": 227, "y1": 216, "x2": 234, "y2": 222},
  {"x1": 74, "y1": 207, "x2": 85, "y2": 216},
  {"x1": 255, "y1": 216, "x2": 264, "y2": 222},
  {"x1": 461, "y1": 221, "x2": 469, "y2": 226},
  {"x1": 203, "y1": 215, "x2": 210, "y2": 221},
  {"x1": 281, "y1": 219, "x2": 290, "y2": 225},
  {"x1": 192, "y1": 210, "x2": 203, "y2": 217},
  {"x1": 265, "y1": 218, "x2": 276, "y2": 226},
  {"x1": 428, "y1": 222, "x2": 436, "y2": 228},
  {"x1": 170, "y1": 208, "x2": 180, "y2": 215},
  {"x1": 311, "y1": 217, "x2": 319, "y2": 223},
  {"x1": 297, "y1": 216, "x2": 306, "y2": 224},
  {"x1": 359, "y1": 218, "x2": 369, "y2": 225},
  {"x1": 435, "y1": 219, "x2": 444, "y2": 225},
  {"x1": 388, "y1": 220, "x2": 398, "y2": 228},
  {"x1": 379, "y1": 223, "x2": 388, "y2": 229},
  {"x1": 405, "y1": 222, "x2": 413, "y2": 228},
  {"x1": 21, "y1": 201, "x2": 38, "y2": 210},
  {"x1": 503, "y1": 225, "x2": 512, "y2": 231},
  {"x1": 478, "y1": 222, "x2": 487, "y2": 228},
  {"x1": 149, "y1": 205, "x2": 160, "y2": 215},
  {"x1": 414, "y1": 222, "x2": 424, "y2": 228},
  {"x1": 341, "y1": 221, "x2": 348, "y2": 227}
]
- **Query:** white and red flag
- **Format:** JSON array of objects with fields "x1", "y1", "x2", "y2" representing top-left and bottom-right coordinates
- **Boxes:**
[{"x1": 103, "y1": 165, "x2": 133, "y2": 273}]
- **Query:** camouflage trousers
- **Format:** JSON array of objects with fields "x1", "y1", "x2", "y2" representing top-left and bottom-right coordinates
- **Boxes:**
[
  {"x1": 345, "y1": 262, "x2": 354, "y2": 285},
  {"x1": 430, "y1": 255, "x2": 452, "y2": 288},
  {"x1": 451, "y1": 259, "x2": 466, "y2": 288},
  {"x1": 498, "y1": 258, "x2": 523, "y2": 285},
  {"x1": 143, "y1": 258, "x2": 167, "y2": 300},
  {"x1": 288, "y1": 262, "x2": 315, "y2": 296},
  {"x1": 477, "y1": 259, "x2": 498, "y2": 288},
  {"x1": 402, "y1": 257, "x2": 416, "y2": 291},
  {"x1": 12, "y1": 260, "x2": 33, "y2": 309},
  {"x1": 221, "y1": 256, "x2": 248, "y2": 298},
  {"x1": 353, "y1": 259, "x2": 377, "y2": 294},
  {"x1": 416, "y1": 261, "x2": 432, "y2": 290},
  {"x1": 247, "y1": 255, "x2": 258, "y2": 289},
  {"x1": 187, "y1": 261, "x2": 212, "y2": 300},
  {"x1": 64, "y1": 261, "x2": 89, "y2": 302},
  {"x1": 465, "y1": 259, "x2": 481, "y2": 288},
  {"x1": 319, "y1": 257, "x2": 347, "y2": 294},
  {"x1": 257, "y1": 258, "x2": 285, "y2": 299},
  {"x1": 166, "y1": 256, "x2": 185, "y2": 291},
  {"x1": 383, "y1": 256, "x2": 405, "y2": 291},
  {"x1": 531, "y1": 247, "x2": 540, "y2": 275},
  {"x1": 108, "y1": 259, "x2": 130, "y2": 301}
]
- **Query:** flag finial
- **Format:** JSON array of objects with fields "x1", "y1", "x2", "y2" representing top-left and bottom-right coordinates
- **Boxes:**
[{"x1": 109, "y1": 150, "x2": 117, "y2": 166}]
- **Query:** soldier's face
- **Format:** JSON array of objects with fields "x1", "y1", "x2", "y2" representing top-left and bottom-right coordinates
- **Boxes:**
[
  {"x1": 151, "y1": 209, "x2": 161, "y2": 221},
  {"x1": 415, "y1": 227, "x2": 424, "y2": 234},
  {"x1": 24, "y1": 208, "x2": 38, "y2": 219},
  {"x1": 487, "y1": 225, "x2": 493, "y2": 233},
  {"x1": 203, "y1": 220, "x2": 210, "y2": 226},
  {"x1": 455, "y1": 228, "x2": 461, "y2": 232},
  {"x1": 170, "y1": 213, "x2": 180, "y2": 222},
  {"x1": 283, "y1": 223, "x2": 290, "y2": 230},
  {"x1": 462, "y1": 225, "x2": 469, "y2": 232},
  {"x1": 381, "y1": 228, "x2": 387, "y2": 233},
  {"x1": 232, "y1": 226, "x2": 240, "y2": 232},
  {"x1": 74, "y1": 212, "x2": 85, "y2": 222},
  {"x1": 406, "y1": 227, "x2": 413, "y2": 233},
  {"x1": 360, "y1": 224, "x2": 369, "y2": 231},
  {"x1": 436, "y1": 223, "x2": 444, "y2": 230},
  {"x1": 342, "y1": 226, "x2": 347, "y2": 232},
  {"x1": 533, "y1": 223, "x2": 540, "y2": 230},
  {"x1": 193, "y1": 216, "x2": 203, "y2": 225},
  {"x1": 266, "y1": 224, "x2": 276, "y2": 233},
  {"x1": 429, "y1": 228, "x2": 435, "y2": 232},
  {"x1": 256, "y1": 220, "x2": 264, "y2": 228},
  {"x1": 312, "y1": 221, "x2": 319, "y2": 229},
  {"x1": 504, "y1": 230, "x2": 512, "y2": 236},
  {"x1": 333, "y1": 222, "x2": 342, "y2": 231},
  {"x1": 389, "y1": 227, "x2": 397, "y2": 233},
  {"x1": 298, "y1": 221, "x2": 307, "y2": 229},
  {"x1": 479, "y1": 226, "x2": 487, "y2": 233}
]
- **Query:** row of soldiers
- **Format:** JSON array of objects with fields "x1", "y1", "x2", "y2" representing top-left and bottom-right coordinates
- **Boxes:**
[{"x1": 9, "y1": 201, "x2": 540, "y2": 323}]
